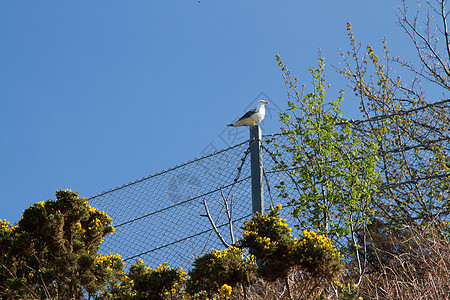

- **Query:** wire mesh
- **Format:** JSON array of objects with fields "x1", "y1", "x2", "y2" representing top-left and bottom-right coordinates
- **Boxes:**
[
  {"x1": 88, "y1": 140, "x2": 256, "y2": 271},
  {"x1": 87, "y1": 134, "x2": 308, "y2": 272},
  {"x1": 88, "y1": 100, "x2": 450, "y2": 272}
]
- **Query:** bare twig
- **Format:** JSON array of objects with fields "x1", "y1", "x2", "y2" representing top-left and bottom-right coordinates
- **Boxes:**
[
  {"x1": 220, "y1": 188, "x2": 235, "y2": 244},
  {"x1": 202, "y1": 198, "x2": 230, "y2": 248}
]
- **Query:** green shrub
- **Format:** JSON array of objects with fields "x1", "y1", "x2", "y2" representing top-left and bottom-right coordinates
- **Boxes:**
[
  {"x1": 239, "y1": 204, "x2": 295, "y2": 281},
  {"x1": 292, "y1": 230, "x2": 343, "y2": 280},
  {"x1": 187, "y1": 246, "x2": 256, "y2": 296}
]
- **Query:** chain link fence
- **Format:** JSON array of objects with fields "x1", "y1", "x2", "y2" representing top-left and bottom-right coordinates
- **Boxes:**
[
  {"x1": 88, "y1": 137, "x2": 290, "y2": 271},
  {"x1": 88, "y1": 99, "x2": 450, "y2": 271}
]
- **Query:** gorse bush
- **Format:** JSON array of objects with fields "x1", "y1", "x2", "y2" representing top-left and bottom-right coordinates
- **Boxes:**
[
  {"x1": 94, "y1": 259, "x2": 188, "y2": 300},
  {"x1": 0, "y1": 189, "x2": 119, "y2": 299},
  {"x1": 293, "y1": 230, "x2": 343, "y2": 280},
  {"x1": 126, "y1": 260, "x2": 187, "y2": 300},
  {"x1": 2, "y1": 191, "x2": 341, "y2": 299},
  {"x1": 186, "y1": 204, "x2": 344, "y2": 299},
  {"x1": 239, "y1": 204, "x2": 343, "y2": 283},
  {"x1": 239, "y1": 204, "x2": 295, "y2": 281},
  {"x1": 187, "y1": 246, "x2": 257, "y2": 297}
]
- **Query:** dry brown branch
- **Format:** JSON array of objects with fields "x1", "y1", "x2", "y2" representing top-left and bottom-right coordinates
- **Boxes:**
[{"x1": 360, "y1": 222, "x2": 450, "y2": 299}]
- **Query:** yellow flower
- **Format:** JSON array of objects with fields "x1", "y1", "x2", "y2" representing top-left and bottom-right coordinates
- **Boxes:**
[
  {"x1": 0, "y1": 219, "x2": 10, "y2": 231},
  {"x1": 276, "y1": 203, "x2": 282, "y2": 210},
  {"x1": 220, "y1": 284, "x2": 232, "y2": 299}
]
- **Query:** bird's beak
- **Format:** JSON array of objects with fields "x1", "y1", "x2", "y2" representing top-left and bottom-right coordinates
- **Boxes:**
[{"x1": 264, "y1": 101, "x2": 269, "y2": 104}]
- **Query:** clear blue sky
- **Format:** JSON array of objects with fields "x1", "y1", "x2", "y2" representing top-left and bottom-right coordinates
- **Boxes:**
[{"x1": 1, "y1": 1, "x2": 413, "y2": 223}]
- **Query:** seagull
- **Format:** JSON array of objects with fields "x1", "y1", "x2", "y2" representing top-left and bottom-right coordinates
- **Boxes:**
[{"x1": 227, "y1": 100, "x2": 269, "y2": 127}]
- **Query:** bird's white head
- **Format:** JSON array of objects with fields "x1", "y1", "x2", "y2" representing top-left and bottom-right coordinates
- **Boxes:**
[{"x1": 257, "y1": 99, "x2": 269, "y2": 109}]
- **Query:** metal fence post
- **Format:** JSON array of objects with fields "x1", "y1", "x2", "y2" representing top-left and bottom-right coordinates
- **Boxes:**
[{"x1": 250, "y1": 125, "x2": 264, "y2": 215}]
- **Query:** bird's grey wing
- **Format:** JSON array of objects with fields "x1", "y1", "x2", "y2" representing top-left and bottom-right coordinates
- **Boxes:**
[{"x1": 237, "y1": 109, "x2": 258, "y2": 121}]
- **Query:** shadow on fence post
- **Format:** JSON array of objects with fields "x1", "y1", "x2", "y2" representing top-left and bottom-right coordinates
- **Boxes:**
[{"x1": 250, "y1": 125, "x2": 264, "y2": 215}]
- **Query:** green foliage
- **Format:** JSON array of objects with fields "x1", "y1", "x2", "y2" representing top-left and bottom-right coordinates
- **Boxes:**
[
  {"x1": 239, "y1": 204, "x2": 344, "y2": 283},
  {"x1": 187, "y1": 246, "x2": 256, "y2": 296},
  {"x1": 339, "y1": 22, "x2": 450, "y2": 227},
  {"x1": 133, "y1": 260, "x2": 186, "y2": 300},
  {"x1": 92, "y1": 253, "x2": 127, "y2": 299},
  {"x1": 270, "y1": 54, "x2": 379, "y2": 239},
  {"x1": 239, "y1": 203, "x2": 295, "y2": 281},
  {"x1": 98, "y1": 259, "x2": 187, "y2": 300},
  {"x1": 292, "y1": 230, "x2": 343, "y2": 280},
  {"x1": 0, "y1": 189, "x2": 120, "y2": 299}
]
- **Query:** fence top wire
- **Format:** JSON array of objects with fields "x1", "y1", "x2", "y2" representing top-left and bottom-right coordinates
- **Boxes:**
[{"x1": 89, "y1": 139, "x2": 250, "y2": 201}]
